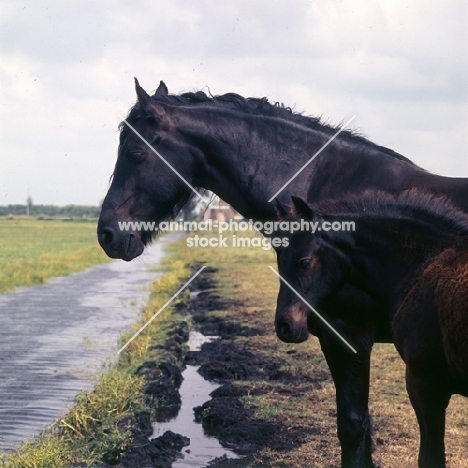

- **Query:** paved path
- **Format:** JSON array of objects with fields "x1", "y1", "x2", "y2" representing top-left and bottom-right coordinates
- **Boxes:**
[{"x1": 0, "y1": 233, "x2": 181, "y2": 452}]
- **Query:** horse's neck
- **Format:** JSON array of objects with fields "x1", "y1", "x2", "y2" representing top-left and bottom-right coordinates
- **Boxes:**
[
  {"x1": 177, "y1": 106, "x2": 468, "y2": 220},
  {"x1": 182, "y1": 110, "x2": 315, "y2": 220}
]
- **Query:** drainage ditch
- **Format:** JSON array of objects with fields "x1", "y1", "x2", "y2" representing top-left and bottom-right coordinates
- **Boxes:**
[{"x1": 151, "y1": 330, "x2": 240, "y2": 467}]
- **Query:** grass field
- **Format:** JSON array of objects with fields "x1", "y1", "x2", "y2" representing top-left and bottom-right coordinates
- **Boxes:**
[{"x1": 0, "y1": 218, "x2": 110, "y2": 293}]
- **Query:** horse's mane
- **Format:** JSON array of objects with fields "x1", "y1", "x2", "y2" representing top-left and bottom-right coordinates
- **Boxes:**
[
  {"x1": 310, "y1": 189, "x2": 468, "y2": 238},
  {"x1": 122, "y1": 86, "x2": 413, "y2": 164}
]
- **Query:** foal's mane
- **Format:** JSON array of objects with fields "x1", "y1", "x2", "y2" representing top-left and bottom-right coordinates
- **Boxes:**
[
  {"x1": 311, "y1": 190, "x2": 468, "y2": 237},
  {"x1": 122, "y1": 85, "x2": 413, "y2": 164}
]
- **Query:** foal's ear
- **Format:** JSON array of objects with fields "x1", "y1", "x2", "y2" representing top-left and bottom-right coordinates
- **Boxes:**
[
  {"x1": 274, "y1": 199, "x2": 290, "y2": 221},
  {"x1": 291, "y1": 196, "x2": 314, "y2": 220},
  {"x1": 154, "y1": 81, "x2": 169, "y2": 97}
]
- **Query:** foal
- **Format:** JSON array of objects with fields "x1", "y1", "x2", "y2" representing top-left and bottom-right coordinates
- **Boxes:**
[{"x1": 274, "y1": 191, "x2": 468, "y2": 467}]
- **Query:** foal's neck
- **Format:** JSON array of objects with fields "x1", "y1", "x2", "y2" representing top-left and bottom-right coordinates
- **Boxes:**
[{"x1": 340, "y1": 214, "x2": 464, "y2": 300}]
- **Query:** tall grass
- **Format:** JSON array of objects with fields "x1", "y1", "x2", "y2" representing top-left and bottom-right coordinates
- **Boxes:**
[
  {"x1": 0, "y1": 219, "x2": 110, "y2": 293},
  {"x1": 1, "y1": 368, "x2": 144, "y2": 468}
]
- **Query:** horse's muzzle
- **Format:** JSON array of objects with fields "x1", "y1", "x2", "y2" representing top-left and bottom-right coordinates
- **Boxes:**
[{"x1": 97, "y1": 225, "x2": 144, "y2": 261}]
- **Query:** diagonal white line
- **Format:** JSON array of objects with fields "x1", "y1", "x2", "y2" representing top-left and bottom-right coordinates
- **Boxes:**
[
  {"x1": 118, "y1": 114, "x2": 204, "y2": 200},
  {"x1": 268, "y1": 266, "x2": 357, "y2": 353},
  {"x1": 117, "y1": 265, "x2": 206, "y2": 354},
  {"x1": 268, "y1": 115, "x2": 356, "y2": 202}
]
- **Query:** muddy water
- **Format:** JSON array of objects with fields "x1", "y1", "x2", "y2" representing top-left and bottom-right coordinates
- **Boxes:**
[
  {"x1": 151, "y1": 331, "x2": 240, "y2": 466},
  {"x1": 0, "y1": 232, "x2": 183, "y2": 452}
]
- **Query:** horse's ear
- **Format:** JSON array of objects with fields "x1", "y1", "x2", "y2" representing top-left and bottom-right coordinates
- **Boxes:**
[
  {"x1": 274, "y1": 199, "x2": 290, "y2": 221},
  {"x1": 134, "y1": 78, "x2": 152, "y2": 109},
  {"x1": 154, "y1": 81, "x2": 168, "y2": 97},
  {"x1": 291, "y1": 196, "x2": 313, "y2": 220},
  {"x1": 134, "y1": 77, "x2": 170, "y2": 128}
]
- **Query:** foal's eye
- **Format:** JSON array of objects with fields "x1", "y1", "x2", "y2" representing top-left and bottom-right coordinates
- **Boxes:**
[
  {"x1": 298, "y1": 258, "x2": 311, "y2": 269},
  {"x1": 128, "y1": 151, "x2": 145, "y2": 163}
]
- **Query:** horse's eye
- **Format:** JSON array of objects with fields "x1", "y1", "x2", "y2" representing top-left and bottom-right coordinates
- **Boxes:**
[
  {"x1": 298, "y1": 258, "x2": 311, "y2": 269},
  {"x1": 128, "y1": 151, "x2": 145, "y2": 163}
]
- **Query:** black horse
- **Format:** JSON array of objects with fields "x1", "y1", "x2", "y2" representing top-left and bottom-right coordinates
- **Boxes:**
[
  {"x1": 98, "y1": 80, "x2": 468, "y2": 467},
  {"x1": 274, "y1": 192, "x2": 468, "y2": 468}
]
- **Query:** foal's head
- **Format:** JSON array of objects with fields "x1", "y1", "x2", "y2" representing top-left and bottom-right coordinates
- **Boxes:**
[{"x1": 274, "y1": 197, "x2": 351, "y2": 343}]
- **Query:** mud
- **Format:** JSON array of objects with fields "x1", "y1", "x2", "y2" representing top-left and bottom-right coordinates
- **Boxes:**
[
  {"x1": 119, "y1": 268, "x2": 306, "y2": 468},
  {"x1": 152, "y1": 332, "x2": 240, "y2": 467},
  {"x1": 186, "y1": 266, "x2": 311, "y2": 465},
  {"x1": 111, "y1": 263, "x2": 315, "y2": 467}
]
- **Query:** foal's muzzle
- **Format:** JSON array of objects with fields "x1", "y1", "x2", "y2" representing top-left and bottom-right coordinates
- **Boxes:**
[{"x1": 275, "y1": 306, "x2": 309, "y2": 343}]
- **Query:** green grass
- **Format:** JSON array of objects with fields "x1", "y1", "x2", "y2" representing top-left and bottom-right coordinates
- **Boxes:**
[
  {"x1": 1, "y1": 367, "x2": 145, "y2": 468},
  {"x1": 0, "y1": 218, "x2": 110, "y2": 293},
  {"x1": 0, "y1": 436, "x2": 69, "y2": 468},
  {"x1": 57, "y1": 368, "x2": 145, "y2": 465}
]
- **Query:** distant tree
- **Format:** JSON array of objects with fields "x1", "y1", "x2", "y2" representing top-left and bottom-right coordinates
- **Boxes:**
[{"x1": 0, "y1": 203, "x2": 101, "y2": 218}]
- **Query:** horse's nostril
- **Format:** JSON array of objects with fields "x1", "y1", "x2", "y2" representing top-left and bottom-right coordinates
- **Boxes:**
[{"x1": 99, "y1": 227, "x2": 115, "y2": 246}]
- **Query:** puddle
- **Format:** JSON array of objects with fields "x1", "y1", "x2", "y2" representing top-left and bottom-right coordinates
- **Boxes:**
[
  {"x1": 0, "y1": 232, "x2": 183, "y2": 452},
  {"x1": 186, "y1": 329, "x2": 218, "y2": 351},
  {"x1": 151, "y1": 331, "x2": 240, "y2": 467}
]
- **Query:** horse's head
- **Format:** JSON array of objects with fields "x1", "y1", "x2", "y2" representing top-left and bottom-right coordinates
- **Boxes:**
[
  {"x1": 274, "y1": 197, "x2": 347, "y2": 343},
  {"x1": 98, "y1": 79, "x2": 199, "y2": 260}
]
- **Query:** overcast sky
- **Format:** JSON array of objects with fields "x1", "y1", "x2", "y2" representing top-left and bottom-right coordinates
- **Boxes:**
[{"x1": 1, "y1": 0, "x2": 467, "y2": 206}]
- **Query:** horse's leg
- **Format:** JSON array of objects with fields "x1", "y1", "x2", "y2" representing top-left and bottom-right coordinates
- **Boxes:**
[
  {"x1": 320, "y1": 333, "x2": 376, "y2": 468},
  {"x1": 405, "y1": 367, "x2": 450, "y2": 468}
]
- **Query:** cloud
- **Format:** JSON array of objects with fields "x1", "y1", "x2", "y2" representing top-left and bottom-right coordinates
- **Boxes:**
[{"x1": 0, "y1": 0, "x2": 466, "y2": 205}]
